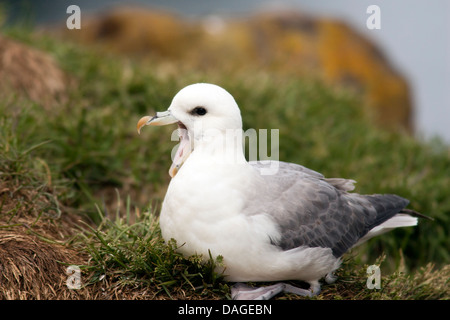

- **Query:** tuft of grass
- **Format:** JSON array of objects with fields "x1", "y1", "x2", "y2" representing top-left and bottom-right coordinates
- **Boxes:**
[
  {"x1": 0, "y1": 100, "x2": 62, "y2": 222},
  {"x1": 75, "y1": 192, "x2": 228, "y2": 299},
  {"x1": 315, "y1": 255, "x2": 450, "y2": 300}
]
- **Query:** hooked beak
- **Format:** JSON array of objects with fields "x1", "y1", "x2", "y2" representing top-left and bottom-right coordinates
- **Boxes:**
[
  {"x1": 137, "y1": 110, "x2": 178, "y2": 134},
  {"x1": 137, "y1": 110, "x2": 192, "y2": 178}
]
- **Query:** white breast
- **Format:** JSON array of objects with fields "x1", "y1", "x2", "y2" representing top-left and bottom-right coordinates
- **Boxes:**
[
  {"x1": 160, "y1": 151, "x2": 260, "y2": 254},
  {"x1": 158, "y1": 146, "x2": 339, "y2": 283}
]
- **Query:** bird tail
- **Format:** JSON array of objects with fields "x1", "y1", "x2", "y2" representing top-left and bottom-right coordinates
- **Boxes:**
[
  {"x1": 352, "y1": 207, "x2": 432, "y2": 248},
  {"x1": 353, "y1": 214, "x2": 417, "y2": 248},
  {"x1": 399, "y1": 208, "x2": 434, "y2": 221}
]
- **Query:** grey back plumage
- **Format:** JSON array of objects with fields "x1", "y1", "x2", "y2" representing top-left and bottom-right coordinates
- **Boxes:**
[{"x1": 248, "y1": 161, "x2": 409, "y2": 257}]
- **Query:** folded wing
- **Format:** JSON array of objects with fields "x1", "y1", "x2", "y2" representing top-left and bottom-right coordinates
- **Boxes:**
[{"x1": 248, "y1": 161, "x2": 411, "y2": 258}]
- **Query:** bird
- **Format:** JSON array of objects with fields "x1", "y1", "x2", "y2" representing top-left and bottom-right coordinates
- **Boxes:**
[{"x1": 137, "y1": 83, "x2": 429, "y2": 300}]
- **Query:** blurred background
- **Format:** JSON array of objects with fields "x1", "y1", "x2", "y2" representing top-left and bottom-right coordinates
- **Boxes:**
[{"x1": 2, "y1": 0, "x2": 450, "y2": 143}]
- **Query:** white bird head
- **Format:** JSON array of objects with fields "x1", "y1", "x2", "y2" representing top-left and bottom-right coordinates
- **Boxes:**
[{"x1": 137, "y1": 83, "x2": 243, "y2": 177}]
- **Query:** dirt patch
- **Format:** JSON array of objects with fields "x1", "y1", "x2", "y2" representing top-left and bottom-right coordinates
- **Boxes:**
[
  {"x1": 0, "y1": 232, "x2": 84, "y2": 299},
  {"x1": 0, "y1": 178, "x2": 88, "y2": 299}
]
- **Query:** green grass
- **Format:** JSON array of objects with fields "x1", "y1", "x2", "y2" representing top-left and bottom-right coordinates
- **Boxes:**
[
  {"x1": 0, "y1": 26, "x2": 449, "y2": 299},
  {"x1": 75, "y1": 195, "x2": 228, "y2": 299}
]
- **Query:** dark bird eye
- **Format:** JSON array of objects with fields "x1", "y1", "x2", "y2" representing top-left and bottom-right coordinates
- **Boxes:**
[{"x1": 192, "y1": 107, "x2": 207, "y2": 116}]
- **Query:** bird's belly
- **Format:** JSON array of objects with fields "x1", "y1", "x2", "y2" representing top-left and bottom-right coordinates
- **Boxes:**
[
  {"x1": 157, "y1": 161, "x2": 339, "y2": 283},
  {"x1": 159, "y1": 192, "x2": 272, "y2": 259},
  {"x1": 159, "y1": 192, "x2": 338, "y2": 283}
]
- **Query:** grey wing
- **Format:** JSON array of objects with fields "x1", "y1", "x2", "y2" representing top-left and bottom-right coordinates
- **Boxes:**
[
  {"x1": 249, "y1": 160, "x2": 356, "y2": 192},
  {"x1": 249, "y1": 160, "x2": 324, "y2": 179},
  {"x1": 251, "y1": 165, "x2": 408, "y2": 258}
]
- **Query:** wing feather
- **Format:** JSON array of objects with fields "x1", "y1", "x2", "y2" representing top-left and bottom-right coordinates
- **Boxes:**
[{"x1": 248, "y1": 162, "x2": 409, "y2": 257}]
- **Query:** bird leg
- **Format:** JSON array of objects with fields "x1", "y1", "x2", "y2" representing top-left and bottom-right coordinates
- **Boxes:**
[{"x1": 231, "y1": 281, "x2": 321, "y2": 300}]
